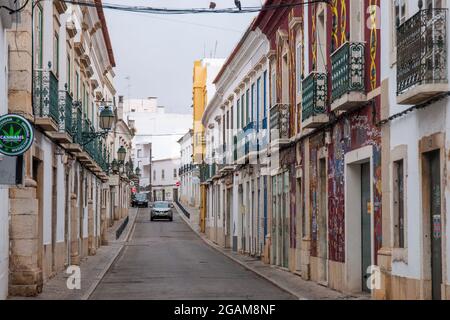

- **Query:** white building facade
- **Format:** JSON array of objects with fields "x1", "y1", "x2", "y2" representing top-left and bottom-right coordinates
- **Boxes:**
[
  {"x1": 202, "y1": 26, "x2": 270, "y2": 252},
  {"x1": 3, "y1": 0, "x2": 130, "y2": 298},
  {"x1": 151, "y1": 158, "x2": 180, "y2": 202},
  {"x1": 178, "y1": 130, "x2": 199, "y2": 206},
  {"x1": 378, "y1": 0, "x2": 450, "y2": 300},
  {"x1": 125, "y1": 98, "x2": 192, "y2": 199}
]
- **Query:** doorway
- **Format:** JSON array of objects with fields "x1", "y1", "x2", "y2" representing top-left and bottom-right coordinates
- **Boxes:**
[
  {"x1": 51, "y1": 166, "x2": 57, "y2": 273},
  {"x1": 238, "y1": 184, "x2": 244, "y2": 252},
  {"x1": 360, "y1": 162, "x2": 371, "y2": 292},
  {"x1": 317, "y1": 158, "x2": 328, "y2": 284},
  {"x1": 345, "y1": 145, "x2": 373, "y2": 293},
  {"x1": 226, "y1": 187, "x2": 232, "y2": 248},
  {"x1": 32, "y1": 157, "x2": 44, "y2": 274},
  {"x1": 423, "y1": 149, "x2": 443, "y2": 300}
]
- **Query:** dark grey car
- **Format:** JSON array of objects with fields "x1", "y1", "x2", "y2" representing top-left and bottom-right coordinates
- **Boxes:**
[{"x1": 150, "y1": 201, "x2": 174, "y2": 221}]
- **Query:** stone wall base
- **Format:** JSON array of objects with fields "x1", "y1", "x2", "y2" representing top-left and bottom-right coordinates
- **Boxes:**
[{"x1": 8, "y1": 269, "x2": 43, "y2": 297}]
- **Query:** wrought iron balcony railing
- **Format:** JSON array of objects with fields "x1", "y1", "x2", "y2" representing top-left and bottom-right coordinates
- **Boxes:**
[
  {"x1": 58, "y1": 89, "x2": 73, "y2": 136},
  {"x1": 302, "y1": 72, "x2": 327, "y2": 121},
  {"x1": 199, "y1": 164, "x2": 209, "y2": 182},
  {"x1": 33, "y1": 69, "x2": 60, "y2": 124},
  {"x1": 331, "y1": 41, "x2": 365, "y2": 102},
  {"x1": 397, "y1": 9, "x2": 448, "y2": 97},
  {"x1": 259, "y1": 117, "x2": 269, "y2": 150},
  {"x1": 72, "y1": 103, "x2": 83, "y2": 145},
  {"x1": 269, "y1": 104, "x2": 290, "y2": 141}
]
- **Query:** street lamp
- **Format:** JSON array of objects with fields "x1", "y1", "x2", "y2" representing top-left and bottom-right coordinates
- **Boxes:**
[
  {"x1": 117, "y1": 146, "x2": 127, "y2": 163},
  {"x1": 99, "y1": 105, "x2": 115, "y2": 131},
  {"x1": 111, "y1": 159, "x2": 119, "y2": 174}
]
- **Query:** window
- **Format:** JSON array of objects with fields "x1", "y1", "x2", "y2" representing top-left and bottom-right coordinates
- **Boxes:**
[
  {"x1": 230, "y1": 105, "x2": 233, "y2": 130},
  {"x1": 82, "y1": 83, "x2": 86, "y2": 114},
  {"x1": 173, "y1": 169, "x2": 177, "y2": 178},
  {"x1": 241, "y1": 93, "x2": 245, "y2": 128},
  {"x1": 393, "y1": 159, "x2": 405, "y2": 248},
  {"x1": 161, "y1": 169, "x2": 165, "y2": 180},
  {"x1": 153, "y1": 170, "x2": 156, "y2": 180},
  {"x1": 34, "y1": 5, "x2": 43, "y2": 69},
  {"x1": 67, "y1": 55, "x2": 71, "y2": 93},
  {"x1": 251, "y1": 83, "x2": 256, "y2": 122},
  {"x1": 257, "y1": 77, "x2": 261, "y2": 123},
  {"x1": 246, "y1": 89, "x2": 250, "y2": 124},
  {"x1": 137, "y1": 149, "x2": 142, "y2": 158},
  {"x1": 393, "y1": 0, "x2": 407, "y2": 48},
  {"x1": 296, "y1": 42, "x2": 303, "y2": 94},
  {"x1": 54, "y1": 32, "x2": 59, "y2": 76},
  {"x1": 271, "y1": 70, "x2": 277, "y2": 106},
  {"x1": 75, "y1": 71, "x2": 79, "y2": 100},
  {"x1": 263, "y1": 71, "x2": 268, "y2": 119},
  {"x1": 236, "y1": 98, "x2": 240, "y2": 129}
]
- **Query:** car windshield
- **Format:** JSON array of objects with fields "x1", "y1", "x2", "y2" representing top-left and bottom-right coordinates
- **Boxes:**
[
  {"x1": 154, "y1": 202, "x2": 169, "y2": 208},
  {"x1": 135, "y1": 194, "x2": 147, "y2": 201}
]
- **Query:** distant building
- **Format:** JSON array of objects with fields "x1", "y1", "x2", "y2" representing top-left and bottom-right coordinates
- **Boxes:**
[
  {"x1": 178, "y1": 130, "x2": 201, "y2": 223},
  {"x1": 151, "y1": 158, "x2": 181, "y2": 202},
  {"x1": 125, "y1": 98, "x2": 192, "y2": 193},
  {"x1": 192, "y1": 58, "x2": 225, "y2": 232}
]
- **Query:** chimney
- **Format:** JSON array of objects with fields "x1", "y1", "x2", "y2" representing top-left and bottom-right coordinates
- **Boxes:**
[{"x1": 117, "y1": 95, "x2": 124, "y2": 120}]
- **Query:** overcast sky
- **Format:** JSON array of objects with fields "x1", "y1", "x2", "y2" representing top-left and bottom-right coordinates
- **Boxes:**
[{"x1": 104, "y1": 0, "x2": 261, "y2": 114}]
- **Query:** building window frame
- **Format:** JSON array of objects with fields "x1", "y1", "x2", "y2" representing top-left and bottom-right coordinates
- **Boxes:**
[
  {"x1": 34, "y1": 4, "x2": 44, "y2": 69},
  {"x1": 391, "y1": 145, "x2": 408, "y2": 262}
]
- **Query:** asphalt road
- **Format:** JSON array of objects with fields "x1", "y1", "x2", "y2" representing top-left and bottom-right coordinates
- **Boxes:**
[{"x1": 90, "y1": 207, "x2": 295, "y2": 300}]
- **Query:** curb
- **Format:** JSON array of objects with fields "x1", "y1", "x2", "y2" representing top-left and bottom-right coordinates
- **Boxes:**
[
  {"x1": 81, "y1": 209, "x2": 138, "y2": 300},
  {"x1": 174, "y1": 203, "x2": 304, "y2": 300}
]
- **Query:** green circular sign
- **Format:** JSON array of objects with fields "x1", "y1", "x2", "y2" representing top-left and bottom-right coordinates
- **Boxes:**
[{"x1": 0, "y1": 114, "x2": 34, "y2": 156}]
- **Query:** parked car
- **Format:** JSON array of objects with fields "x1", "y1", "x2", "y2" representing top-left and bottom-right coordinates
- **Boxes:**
[
  {"x1": 132, "y1": 193, "x2": 149, "y2": 208},
  {"x1": 150, "y1": 201, "x2": 174, "y2": 221}
]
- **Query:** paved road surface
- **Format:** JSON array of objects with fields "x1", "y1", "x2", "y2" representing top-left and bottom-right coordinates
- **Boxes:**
[{"x1": 90, "y1": 207, "x2": 295, "y2": 300}]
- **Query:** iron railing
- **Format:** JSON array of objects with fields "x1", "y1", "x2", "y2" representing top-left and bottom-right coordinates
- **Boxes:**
[
  {"x1": 58, "y1": 90, "x2": 73, "y2": 135},
  {"x1": 260, "y1": 116, "x2": 269, "y2": 149},
  {"x1": 302, "y1": 72, "x2": 327, "y2": 121},
  {"x1": 72, "y1": 103, "x2": 83, "y2": 144},
  {"x1": 331, "y1": 41, "x2": 365, "y2": 102},
  {"x1": 199, "y1": 163, "x2": 209, "y2": 182},
  {"x1": 269, "y1": 104, "x2": 290, "y2": 140},
  {"x1": 33, "y1": 69, "x2": 60, "y2": 123},
  {"x1": 397, "y1": 9, "x2": 448, "y2": 95}
]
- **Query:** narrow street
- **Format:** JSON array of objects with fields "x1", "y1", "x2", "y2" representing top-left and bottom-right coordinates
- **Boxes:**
[{"x1": 90, "y1": 207, "x2": 295, "y2": 300}]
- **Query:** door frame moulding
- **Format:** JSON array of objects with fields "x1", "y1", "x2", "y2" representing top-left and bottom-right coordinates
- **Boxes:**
[
  {"x1": 418, "y1": 132, "x2": 446, "y2": 300},
  {"x1": 344, "y1": 145, "x2": 374, "y2": 293}
]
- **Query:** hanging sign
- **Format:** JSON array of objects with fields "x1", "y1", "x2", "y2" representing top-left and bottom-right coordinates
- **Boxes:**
[{"x1": 0, "y1": 114, "x2": 34, "y2": 156}]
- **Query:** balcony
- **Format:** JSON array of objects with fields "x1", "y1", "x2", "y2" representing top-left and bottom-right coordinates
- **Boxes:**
[
  {"x1": 269, "y1": 104, "x2": 290, "y2": 146},
  {"x1": 397, "y1": 9, "x2": 449, "y2": 105},
  {"x1": 33, "y1": 69, "x2": 59, "y2": 132},
  {"x1": 199, "y1": 164, "x2": 209, "y2": 183},
  {"x1": 331, "y1": 41, "x2": 366, "y2": 111},
  {"x1": 302, "y1": 72, "x2": 328, "y2": 129},
  {"x1": 48, "y1": 89, "x2": 74, "y2": 144},
  {"x1": 219, "y1": 143, "x2": 235, "y2": 172},
  {"x1": 244, "y1": 121, "x2": 258, "y2": 157},
  {"x1": 236, "y1": 129, "x2": 246, "y2": 164}
]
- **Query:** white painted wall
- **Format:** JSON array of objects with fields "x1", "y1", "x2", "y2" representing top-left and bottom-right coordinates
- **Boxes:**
[
  {"x1": 42, "y1": 136, "x2": 52, "y2": 245},
  {"x1": 381, "y1": 1, "x2": 450, "y2": 283}
]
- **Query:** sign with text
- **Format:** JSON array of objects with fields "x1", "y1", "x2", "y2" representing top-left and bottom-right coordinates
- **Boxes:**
[{"x1": 0, "y1": 114, "x2": 34, "y2": 156}]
